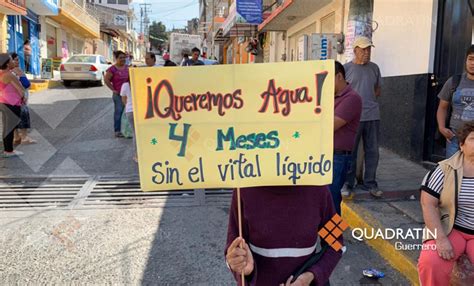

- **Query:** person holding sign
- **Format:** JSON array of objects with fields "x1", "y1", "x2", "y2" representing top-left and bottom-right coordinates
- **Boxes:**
[
  {"x1": 105, "y1": 51, "x2": 129, "y2": 138},
  {"x1": 329, "y1": 61, "x2": 362, "y2": 214},
  {"x1": 225, "y1": 186, "x2": 342, "y2": 285}
]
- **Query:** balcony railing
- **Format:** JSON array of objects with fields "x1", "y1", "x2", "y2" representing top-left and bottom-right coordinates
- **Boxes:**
[
  {"x1": 9, "y1": 0, "x2": 26, "y2": 7},
  {"x1": 59, "y1": 0, "x2": 99, "y2": 35}
]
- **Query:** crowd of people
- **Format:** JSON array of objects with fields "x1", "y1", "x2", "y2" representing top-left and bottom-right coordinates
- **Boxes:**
[
  {"x1": 225, "y1": 42, "x2": 474, "y2": 285},
  {"x1": 2, "y1": 36, "x2": 473, "y2": 284},
  {"x1": 103, "y1": 47, "x2": 206, "y2": 163},
  {"x1": 0, "y1": 46, "x2": 209, "y2": 159}
]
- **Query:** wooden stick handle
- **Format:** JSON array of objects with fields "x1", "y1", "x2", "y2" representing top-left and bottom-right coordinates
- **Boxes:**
[{"x1": 237, "y1": 187, "x2": 245, "y2": 286}]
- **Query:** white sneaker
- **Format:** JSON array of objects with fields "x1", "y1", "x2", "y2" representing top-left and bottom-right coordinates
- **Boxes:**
[
  {"x1": 341, "y1": 184, "x2": 354, "y2": 199},
  {"x1": 2, "y1": 150, "x2": 23, "y2": 158}
]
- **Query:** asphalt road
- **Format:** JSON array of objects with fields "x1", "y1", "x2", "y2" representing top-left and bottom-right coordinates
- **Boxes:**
[
  {"x1": 0, "y1": 83, "x2": 138, "y2": 177},
  {"x1": 0, "y1": 84, "x2": 408, "y2": 285}
]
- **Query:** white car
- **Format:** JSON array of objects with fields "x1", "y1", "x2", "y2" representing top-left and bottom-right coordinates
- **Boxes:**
[{"x1": 60, "y1": 55, "x2": 111, "y2": 87}]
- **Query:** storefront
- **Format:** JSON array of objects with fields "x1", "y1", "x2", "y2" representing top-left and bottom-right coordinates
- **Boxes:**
[
  {"x1": 48, "y1": 0, "x2": 100, "y2": 63},
  {"x1": 221, "y1": 0, "x2": 262, "y2": 64},
  {"x1": 45, "y1": 19, "x2": 58, "y2": 58},
  {"x1": 7, "y1": 8, "x2": 41, "y2": 75}
]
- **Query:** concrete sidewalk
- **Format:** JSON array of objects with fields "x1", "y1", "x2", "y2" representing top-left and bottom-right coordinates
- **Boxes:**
[{"x1": 342, "y1": 147, "x2": 431, "y2": 285}]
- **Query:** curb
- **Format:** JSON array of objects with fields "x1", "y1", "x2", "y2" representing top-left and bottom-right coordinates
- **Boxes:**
[
  {"x1": 341, "y1": 201, "x2": 419, "y2": 285},
  {"x1": 30, "y1": 80, "x2": 62, "y2": 92}
]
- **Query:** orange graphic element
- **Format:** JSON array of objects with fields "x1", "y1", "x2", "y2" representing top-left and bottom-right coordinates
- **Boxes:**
[{"x1": 318, "y1": 214, "x2": 348, "y2": 251}]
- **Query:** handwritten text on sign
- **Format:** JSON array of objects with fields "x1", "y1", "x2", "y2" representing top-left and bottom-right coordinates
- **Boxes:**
[{"x1": 130, "y1": 60, "x2": 334, "y2": 191}]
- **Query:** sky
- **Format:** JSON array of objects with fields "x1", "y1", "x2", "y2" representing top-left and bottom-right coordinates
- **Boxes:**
[{"x1": 132, "y1": 0, "x2": 200, "y2": 32}]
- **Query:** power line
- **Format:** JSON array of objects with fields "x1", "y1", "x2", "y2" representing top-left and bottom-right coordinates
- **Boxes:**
[{"x1": 147, "y1": 0, "x2": 198, "y2": 16}]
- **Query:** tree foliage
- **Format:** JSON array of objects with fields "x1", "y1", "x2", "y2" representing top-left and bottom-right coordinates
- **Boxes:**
[{"x1": 149, "y1": 21, "x2": 168, "y2": 51}]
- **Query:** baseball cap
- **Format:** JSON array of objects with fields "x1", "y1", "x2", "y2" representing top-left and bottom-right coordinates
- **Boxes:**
[{"x1": 353, "y1": 36, "x2": 374, "y2": 49}]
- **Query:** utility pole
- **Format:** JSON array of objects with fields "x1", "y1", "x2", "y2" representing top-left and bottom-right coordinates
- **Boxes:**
[
  {"x1": 140, "y1": 3, "x2": 151, "y2": 51},
  {"x1": 139, "y1": 3, "x2": 152, "y2": 51},
  {"x1": 140, "y1": 7, "x2": 143, "y2": 35}
]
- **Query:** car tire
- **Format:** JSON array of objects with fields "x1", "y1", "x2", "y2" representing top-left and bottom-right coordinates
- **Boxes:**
[
  {"x1": 63, "y1": 80, "x2": 72, "y2": 87},
  {"x1": 97, "y1": 74, "x2": 105, "y2": 86}
]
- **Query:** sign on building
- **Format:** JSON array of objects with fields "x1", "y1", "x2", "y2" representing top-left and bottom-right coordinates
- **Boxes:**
[
  {"x1": 312, "y1": 34, "x2": 339, "y2": 60},
  {"x1": 41, "y1": 58, "x2": 53, "y2": 79}
]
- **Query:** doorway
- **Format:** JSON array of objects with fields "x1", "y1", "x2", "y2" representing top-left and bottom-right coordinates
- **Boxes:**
[{"x1": 423, "y1": 0, "x2": 474, "y2": 162}]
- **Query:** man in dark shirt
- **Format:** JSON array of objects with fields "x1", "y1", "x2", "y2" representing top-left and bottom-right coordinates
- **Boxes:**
[
  {"x1": 436, "y1": 45, "x2": 474, "y2": 157},
  {"x1": 182, "y1": 47, "x2": 204, "y2": 66},
  {"x1": 329, "y1": 61, "x2": 362, "y2": 214}
]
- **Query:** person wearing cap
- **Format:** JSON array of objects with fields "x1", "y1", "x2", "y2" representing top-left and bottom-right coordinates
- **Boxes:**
[
  {"x1": 341, "y1": 36, "x2": 383, "y2": 199},
  {"x1": 0, "y1": 53, "x2": 27, "y2": 157}
]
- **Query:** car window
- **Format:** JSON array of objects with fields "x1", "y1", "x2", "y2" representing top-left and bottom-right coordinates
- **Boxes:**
[
  {"x1": 67, "y1": 56, "x2": 97, "y2": 63},
  {"x1": 100, "y1": 57, "x2": 108, "y2": 64}
]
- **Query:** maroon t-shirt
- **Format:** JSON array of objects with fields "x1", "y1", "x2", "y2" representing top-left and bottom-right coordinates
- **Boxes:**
[
  {"x1": 225, "y1": 186, "x2": 342, "y2": 285},
  {"x1": 334, "y1": 85, "x2": 362, "y2": 151}
]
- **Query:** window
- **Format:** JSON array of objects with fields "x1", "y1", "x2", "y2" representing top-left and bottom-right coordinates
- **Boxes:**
[
  {"x1": 320, "y1": 12, "x2": 335, "y2": 33},
  {"x1": 100, "y1": 57, "x2": 107, "y2": 64},
  {"x1": 118, "y1": 0, "x2": 128, "y2": 4},
  {"x1": 107, "y1": 0, "x2": 116, "y2": 4}
]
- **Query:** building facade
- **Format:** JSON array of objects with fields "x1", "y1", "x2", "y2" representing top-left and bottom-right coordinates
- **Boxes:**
[{"x1": 203, "y1": 0, "x2": 473, "y2": 163}]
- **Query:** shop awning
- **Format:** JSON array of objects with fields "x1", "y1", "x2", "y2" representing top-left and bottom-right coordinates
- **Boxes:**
[
  {"x1": 213, "y1": 28, "x2": 230, "y2": 43},
  {"x1": 101, "y1": 27, "x2": 121, "y2": 38},
  {"x1": 259, "y1": 0, "x2": 332, "y2": 32}
]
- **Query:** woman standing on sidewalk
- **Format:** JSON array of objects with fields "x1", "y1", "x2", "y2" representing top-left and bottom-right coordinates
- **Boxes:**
[
  {"x1": 418, "y1": 122, "x2": 474, "y2": 285},
  {"x1": 11, "y1": 52, "x2": 35, "y2": 145},
  {"x1": 120, "y1": 81, "x2": 137, "y2": 163},
  {"x1": 0, "y1": 54, "x2": 26, "y2": 157},
  {"x1": 104, "y1": 51, "x2": 129, "y2": 138}
]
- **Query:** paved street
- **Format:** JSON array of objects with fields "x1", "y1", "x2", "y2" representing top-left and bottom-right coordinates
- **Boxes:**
[
  {"x1": 0, "y1": 85, "x2": 408, "y2": 285},
  {"x1": 0, "y1": 84, "x2": 138, "y2": 177}
]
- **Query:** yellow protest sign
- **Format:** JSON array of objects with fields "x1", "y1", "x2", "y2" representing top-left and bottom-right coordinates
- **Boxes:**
[{"x1": 130, "y1": 60, "x2": 334, "y2": 191}]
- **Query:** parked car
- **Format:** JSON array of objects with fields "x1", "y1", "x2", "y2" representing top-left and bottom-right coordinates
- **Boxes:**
[{"x1": 60, "y1": 55, "x2": 111, "y2": 87}]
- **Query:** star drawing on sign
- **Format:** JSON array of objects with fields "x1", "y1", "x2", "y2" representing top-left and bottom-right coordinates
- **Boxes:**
[
  {"x1": 293, "y1": 131, "x2": 301, "y2": 139},
  {"x1": 151, "y1": 138, "x2": 158, "y2": 145}
]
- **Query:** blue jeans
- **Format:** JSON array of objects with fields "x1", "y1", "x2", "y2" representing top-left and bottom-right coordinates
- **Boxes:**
[
  {"x1": 113, "y1": 93, "x2": 124, "y2": 132},
  {"x1": 346, "y1": 120, "x2": 380, "y2": 189},
  {"x1": 446, "y1": 136, "x2": 460, "y2": 158},
  {"x1": 329, "y1": 154, "x2": 352, "y2": 215}
]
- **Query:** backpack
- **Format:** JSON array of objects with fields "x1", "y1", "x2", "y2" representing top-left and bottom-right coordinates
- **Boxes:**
[{"x1": 445, "y1": 74, "x2": 462, "y2": 128}]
